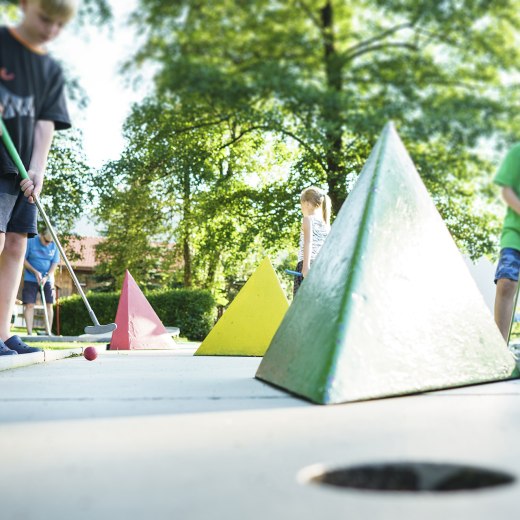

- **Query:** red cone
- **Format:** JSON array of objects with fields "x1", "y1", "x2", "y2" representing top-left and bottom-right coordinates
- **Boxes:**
[{"x1": 110, "y1": 270, "x2": 175, "y2": 350}]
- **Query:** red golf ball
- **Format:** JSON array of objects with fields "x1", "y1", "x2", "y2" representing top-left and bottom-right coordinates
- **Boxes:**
[{"x1": 84, "y1": 346, "x2": 98, "y2": 361}]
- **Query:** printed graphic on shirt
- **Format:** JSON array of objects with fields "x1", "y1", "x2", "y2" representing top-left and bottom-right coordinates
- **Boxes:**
[{"x1": 0, "y1": 83, "x2": 35, "y2": 119}]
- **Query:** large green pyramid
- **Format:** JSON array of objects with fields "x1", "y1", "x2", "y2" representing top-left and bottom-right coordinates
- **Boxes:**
[{"x1": 256, "y1": 123, "x2": 518, "y2": 404}]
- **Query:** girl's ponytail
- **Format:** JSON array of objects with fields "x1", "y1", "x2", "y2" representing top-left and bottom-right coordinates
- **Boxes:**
[{"x1": 322, "y1": 193, "x2": 331, "y2": 226}]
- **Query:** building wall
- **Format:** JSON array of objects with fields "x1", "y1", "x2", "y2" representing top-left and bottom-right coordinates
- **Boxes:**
[{"x1": 55, "y1": 266, "x2": 99, "y2": 299}]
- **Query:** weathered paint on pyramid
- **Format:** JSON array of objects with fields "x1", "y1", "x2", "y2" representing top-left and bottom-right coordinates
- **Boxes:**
[
  {"x1": 195, "y1": 258, "x2": 289, "y2": 356},
  {"x1": 110, "y1": 270, "x2": 176, "y2": 350},
  {"x1": 256, "y1": 122, "x2": 519, "y2": 404}
]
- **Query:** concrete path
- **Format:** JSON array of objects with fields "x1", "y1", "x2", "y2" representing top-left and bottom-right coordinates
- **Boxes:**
[
  {"x1": 0, "y1": 347, "x2": 83, "y2": 372},
  {"x1": 1, "y1": 346, "x2": 520, "y2": 519}
]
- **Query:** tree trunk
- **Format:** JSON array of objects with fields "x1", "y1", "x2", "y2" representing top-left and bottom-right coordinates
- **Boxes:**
[
  {"x1": 183, "y1": 236, "x2": 192, "y2": 287},
  {"x1": 182, "y1": 169, "x2": 192, "y2": 287},
  {"x1": 205, "y1": 251, "x2": 221, "y2": 288},
  {"x1": 320, "y1": 1, "x2": 345, "y2": 216}
]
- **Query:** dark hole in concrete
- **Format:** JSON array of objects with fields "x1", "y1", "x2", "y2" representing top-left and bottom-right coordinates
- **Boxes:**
[{"x1": 307, "y1": 462, "x2": 515, "y2": 492}]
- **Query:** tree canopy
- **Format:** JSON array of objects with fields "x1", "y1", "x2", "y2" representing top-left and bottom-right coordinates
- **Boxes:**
[{"x1": 88, "y1": 1, "x2": 520, "y2": 291}]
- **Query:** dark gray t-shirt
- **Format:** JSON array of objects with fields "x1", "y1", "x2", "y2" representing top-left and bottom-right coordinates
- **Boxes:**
[{"x1": 0, "y1": 26, "x2": 71, "y2": 175}]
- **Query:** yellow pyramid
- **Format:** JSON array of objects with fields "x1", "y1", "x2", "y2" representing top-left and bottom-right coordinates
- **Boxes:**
[{"x1": 195, "y1": 258, "x2": 289, "y2": 356}]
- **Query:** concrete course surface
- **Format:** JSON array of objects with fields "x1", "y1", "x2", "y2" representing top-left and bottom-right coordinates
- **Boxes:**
[
  {"x1": 0, "y1": 347, "x2": 83, "y2": 372},
  {"x1": 1, "y1": 345, "x2": 520, "y2": 520}
]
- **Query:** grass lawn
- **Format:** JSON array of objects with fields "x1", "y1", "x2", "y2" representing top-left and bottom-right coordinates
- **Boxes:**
[
  {"x1": 32, "y1": 342, "x2": 98, "y2": 350},
  {"x1": 9, "y1": 327, "x2": 102, "y2": 350},
  {"x1": 9, "y1": 323, "x2": 103, "y2": 350}
]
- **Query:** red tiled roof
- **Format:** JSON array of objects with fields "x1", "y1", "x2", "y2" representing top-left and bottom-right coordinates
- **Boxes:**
[
  {"x1": 59, "y1": 236, "x2": 177, "y2": 271},
  {"x1": 60, "y1": 236, "x2": 105, "y2": 270}
]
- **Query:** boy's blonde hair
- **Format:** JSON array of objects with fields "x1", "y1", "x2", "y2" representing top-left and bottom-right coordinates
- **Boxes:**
[
  {"x1": 29, "y1": 0, "x2": 78, "y2": 21},
  {"x1": 300, "y1": 186, "x2": 331, "y2": 225}
]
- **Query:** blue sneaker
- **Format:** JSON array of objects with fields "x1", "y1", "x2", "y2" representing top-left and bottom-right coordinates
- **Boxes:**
[
  {"x1": 4, "y1": 335, "x2": 42, "y2": 354},
  {"x1": 0, "y1": 341, "x2": 17, "y2": 356}
]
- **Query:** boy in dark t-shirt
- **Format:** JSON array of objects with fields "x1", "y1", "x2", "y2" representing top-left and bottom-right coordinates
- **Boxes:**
[{"x1": 0, "y1": 0, "x2": 77, "y2": 355}]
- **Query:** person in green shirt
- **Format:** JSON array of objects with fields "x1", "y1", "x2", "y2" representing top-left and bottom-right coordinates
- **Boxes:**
[{"x1": 494, "y1": 143, "x2": 520, "y2": 341}]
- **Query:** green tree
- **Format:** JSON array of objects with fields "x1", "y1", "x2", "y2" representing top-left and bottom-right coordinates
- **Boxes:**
[
  {"x1": 93, "y1": 144, "x2": 177, "y2": 292},
  {"x1": 42, "y1": 128, "x2": 93, "y2": 233},
  {"x1": 127, "y1": 0, "x2": 520, "y2": 258},
  {"x1": 94, "y1": 97, "x2": 297, "y2": 292}
]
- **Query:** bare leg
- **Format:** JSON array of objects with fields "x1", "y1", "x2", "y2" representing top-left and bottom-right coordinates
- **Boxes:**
[
  {"x1": 0, "y1": 232, "x2": 27, "y2": 341},
  {"x1": 46, "y1": 303, "x2": 54, "y2": 334},
  {"x1": 24, "y1": 303, "x2": 35, "y2": 335},
  {"x1": 494, "y1": 278, "x2": 518, "y2": 341}
]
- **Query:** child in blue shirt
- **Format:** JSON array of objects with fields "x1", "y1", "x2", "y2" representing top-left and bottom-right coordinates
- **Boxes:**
[{"x1": 22, "y1": 228, "x2": 60, "y2": 335}]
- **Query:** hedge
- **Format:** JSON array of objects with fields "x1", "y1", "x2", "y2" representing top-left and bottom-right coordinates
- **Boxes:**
[{"x1": 57, "y1": 288, "x2": 216, "y2": 340}]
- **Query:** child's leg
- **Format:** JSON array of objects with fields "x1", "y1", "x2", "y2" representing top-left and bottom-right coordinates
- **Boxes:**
[
  {"x1": 46, "y1": 304, "x2": 54, "y2": 333},
  {"x1": 24, "y1": 303, "x2": 35, "y2": 335},
  {"x1": 494, "y1": 248, "x2": 520, "y2": 341},
  {"x1": 495, "y1": 278, "x2": 517, "y2": 340},
  {"x1": 0, "y1": 232, "x2": 27, "y2": 341},
  {"x1": 0, "y1": 175, "x2": 37, "y2": 341},
  {"x1": 22, "y1": 281, "x2": 38, "y2": 334}
]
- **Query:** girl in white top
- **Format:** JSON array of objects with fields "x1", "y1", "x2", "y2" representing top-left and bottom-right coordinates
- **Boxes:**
[{"x1": 294, "y1": 186, "x2": 331, "y2": 295}]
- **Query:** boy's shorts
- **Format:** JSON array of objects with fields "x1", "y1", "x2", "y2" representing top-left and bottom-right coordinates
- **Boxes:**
[
  {"x1": 22, "y1": 281, "x2": 55, "y2": 304},
  {"x1": 0, "y1": 173, "x2": 38, "y2": 236},
  {"x1": 494, "y1": 248, "x2": 520, "y2": 283}
]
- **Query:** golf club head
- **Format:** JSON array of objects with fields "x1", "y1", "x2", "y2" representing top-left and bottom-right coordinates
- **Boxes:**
[{"x1": 84, "y1": 323, "x2": 117, "y2": 335}]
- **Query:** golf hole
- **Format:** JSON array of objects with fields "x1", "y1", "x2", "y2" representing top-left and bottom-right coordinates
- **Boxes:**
[{"x1": 300, "y1": 462, "x2": 515, "y2": 493}]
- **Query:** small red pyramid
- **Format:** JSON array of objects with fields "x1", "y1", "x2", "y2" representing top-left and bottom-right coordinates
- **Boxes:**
[{"x1": 110, "y1": 270, "x2": 176, "y2": 350}]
